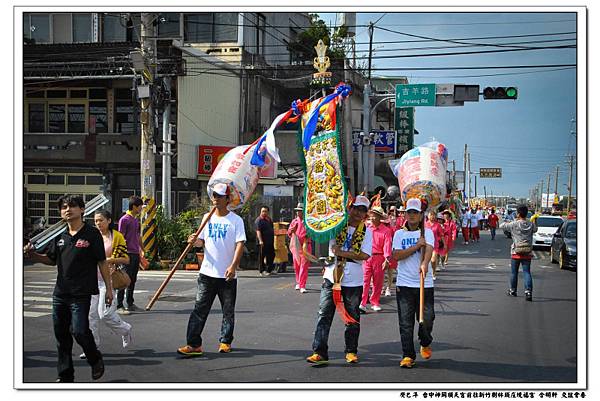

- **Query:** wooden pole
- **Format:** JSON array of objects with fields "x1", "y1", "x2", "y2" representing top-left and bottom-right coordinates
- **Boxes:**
[{"x1": 145, "y1": 207, "x2": 216, "y2": 311}]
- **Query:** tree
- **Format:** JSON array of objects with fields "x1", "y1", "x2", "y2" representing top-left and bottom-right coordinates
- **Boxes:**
[{"x1": 287, "y1": 14, "x2": 348, "y2": 63}]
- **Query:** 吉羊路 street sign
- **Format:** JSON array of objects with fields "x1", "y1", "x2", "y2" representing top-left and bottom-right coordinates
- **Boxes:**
[{"x1": 396, "y1": 84, "x2": 436, "y2": 107}]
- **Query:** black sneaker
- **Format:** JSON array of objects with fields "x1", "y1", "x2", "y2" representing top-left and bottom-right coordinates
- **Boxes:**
[
  {"x1": 91, "y1": 356, "x2": 105, "y2": 380},
  {"x1": 525, "y1": 291, "x2": 532, "y2": 302},
  {"x1": 507, "y1": 289, "x2": 517, "y2": 297},
  {"x1": 127, "y1": 304, "x2": 139, "y2": 312},
  {"x1": 56, "y1": 377, "x2": 74, "y2": 383}
]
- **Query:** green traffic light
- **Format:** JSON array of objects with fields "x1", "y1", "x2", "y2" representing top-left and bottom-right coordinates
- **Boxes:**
[{"x1": 506, "y1": 87, "x2": 517, "y2": 98}]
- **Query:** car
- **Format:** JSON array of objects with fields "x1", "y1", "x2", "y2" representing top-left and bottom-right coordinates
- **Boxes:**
[
  {"x1": 532, "y1": 215, "x2": 564, "y2": 249},
  {"x1": 550, "y1": 220, "x2": 576, "y2": 269}
]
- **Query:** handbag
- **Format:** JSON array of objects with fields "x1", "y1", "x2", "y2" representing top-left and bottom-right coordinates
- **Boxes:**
[{"x1": 111, "y1": 265, "x2": 131, "y2": 290}]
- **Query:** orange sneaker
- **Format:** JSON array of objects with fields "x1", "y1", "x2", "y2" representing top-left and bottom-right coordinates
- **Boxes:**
[
  {"x1": 345, "y1": 353, "x2": 359, "y2": 364},
  {"x1": 177, "y1": 345, "x2": 203, "y2": 357},
  {"x1": 218, "y1": 343, "x2": 232, "y2": 353},
  {"x1": 306, "y1": 353, "x2": 329, "y2": 365},
  {"x1": 400, "y1": 357, "x2": 415, "y2": 368},
  {"x1": 420, "y1": 346, "x2": 432, "y2": 360}
]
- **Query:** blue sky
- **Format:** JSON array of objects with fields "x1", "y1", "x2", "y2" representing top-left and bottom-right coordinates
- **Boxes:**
[{"x1": 318, "y1": 12, "x2": 578, "y2": 199}]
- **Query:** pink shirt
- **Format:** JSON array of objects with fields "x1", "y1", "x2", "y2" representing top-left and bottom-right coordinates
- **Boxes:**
[
  {"x1": 288, "y1": 217, "x2": 312, "y2": 252},
  {"x1": 100, "y1": 232, "x2": 112, "y2": 280},
  {"x1": 368, "y1": 223, "x2": 392, "y2": 258},
  {"x1": 425, "y1": 220, "x2": 444, "y2": 253}
]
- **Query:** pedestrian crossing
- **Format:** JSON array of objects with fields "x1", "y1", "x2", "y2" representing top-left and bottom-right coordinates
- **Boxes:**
[{"x1": 23, "y1": 282, "x2": 54, "y2": 318}]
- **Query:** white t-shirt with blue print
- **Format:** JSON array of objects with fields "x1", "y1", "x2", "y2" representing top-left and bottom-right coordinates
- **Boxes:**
[
  {"x1": 392, "y1": 228, "x2": 435, "y2": 288},
  {"x1": 199, "y1": 212, "x2": 246, "y2": 279}
]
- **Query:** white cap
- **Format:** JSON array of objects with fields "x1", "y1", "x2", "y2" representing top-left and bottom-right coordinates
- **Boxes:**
[
  {"x1": 405, "y1": 198, "x2": 422, "y2": 212},
  {"x1": 213, "y1": 182, "x2": 230, "y2": 196},
  {"x1": 352, "y1": 195, "x2": 370, "y2": 209}
]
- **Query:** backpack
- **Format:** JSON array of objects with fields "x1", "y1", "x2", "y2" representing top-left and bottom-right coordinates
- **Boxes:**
[{"x1": 514, "y1": 239, "x2": 533, "y2": 255}]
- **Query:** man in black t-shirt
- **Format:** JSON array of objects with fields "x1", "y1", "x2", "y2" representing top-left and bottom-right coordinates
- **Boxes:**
[
  {"x1": 24, "y1": 195, "x2": 112, "y2": 383},
  {"x1": 255, "y1": 206, "x2": 275, "y2": 276}
]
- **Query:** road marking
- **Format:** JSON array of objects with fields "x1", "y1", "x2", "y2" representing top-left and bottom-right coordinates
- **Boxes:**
[
  {"x1": 23, "y1": 290, "x2": 52, "y2": 295},
  {"x1": 133, "y1": 290, "x2": 149, "y2": 294},
  {"x1": 275, "y1": 282, "x2": 294, "y2": 290},
  {"x1": 485, "y1": 263, "x2": 497, "y2": 270},
  {"x1": 24, "y1": 285, "x2": 54, "y2": 289},
  {"x1": 24, "y1": 311, "x2": 51, "y2": 318},
  {"x1": 24, "y1": 304, "x2": 53, "y2": 310},
  {"x1": 27, "y1": 282, "x2": 56, "y2": 285},
  {"x1": 24, "y1": 296, "x2": 52, "y2": 302}
]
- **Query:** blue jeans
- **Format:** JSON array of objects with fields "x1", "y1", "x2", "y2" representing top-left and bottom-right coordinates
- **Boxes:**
[
  {"x1": 117, "y1": 253, "x2": 140, "y2": 308},
  {"x1": 490, "y1": 227, "x2": 496, "y2": 240},
  {"x1": 52, "y1": 294, "x2": 101, "y2": 380},
  {"x1": 186, "y1": 273, "x2": 237, "y2": 347},
  {"x1": 510, "y1": 258, "x2": 533, "y2": 293},
  {"x1": 312, "y1": 279, "x2": 362, "y2": 359},
  {"x1": 396, "y1": 286, "x2": 435, "y2": 360}
]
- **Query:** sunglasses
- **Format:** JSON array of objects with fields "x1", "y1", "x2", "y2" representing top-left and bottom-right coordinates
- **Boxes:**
[{"x1": 213, "y1": 193, "x2": 227, "y2": 199}]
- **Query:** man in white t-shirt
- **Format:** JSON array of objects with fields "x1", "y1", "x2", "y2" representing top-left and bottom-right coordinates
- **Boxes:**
[
  {"x1": 306, "y1": 195, "x2": 373, "y2": 365},
  {"x1": 177, "y1": 183, "x2": 246, "y2": 357},
  {"x1": 460, "y1": 208, "x2": 471, "y2": 244},
  {"x1": 470, "y1": 208, "x2": 480, "y2": 242},
  {"x1": 392, "y1": 197, "x2": 435, "y2": 369}
]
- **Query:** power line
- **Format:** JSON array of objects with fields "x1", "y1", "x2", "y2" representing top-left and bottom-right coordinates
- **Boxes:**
[{"x1": 403, "y1": 66, "x2": 574, "y2": 79}]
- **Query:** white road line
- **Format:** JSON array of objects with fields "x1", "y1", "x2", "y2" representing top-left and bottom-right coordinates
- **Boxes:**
[
  {"x1": 27, "y1": 282, "x2": 56, "y2": 285},
  {"x1": 24, "y1": 285, "x2": 54, "y2": 289},
  {"x1": 24, "y1": 311, "x2": 51, "y2": 318},
  {"x1": 485, "y1": 263, "x2": 497, "y2": 270},
  {"x1": 23, "y1": 290, "x2": 52, "y2": 295},
  {"x1": 24, "y1": 304, "x2": 53, "y2": 310},
  {"x1": 24, "y1": 296, "x2": 53, "y2": 302}
]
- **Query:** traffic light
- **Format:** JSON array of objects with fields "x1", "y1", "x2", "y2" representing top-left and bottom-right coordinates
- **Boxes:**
[{"x1": 483, "y1": 86, "x2": 518, "y2": 100}]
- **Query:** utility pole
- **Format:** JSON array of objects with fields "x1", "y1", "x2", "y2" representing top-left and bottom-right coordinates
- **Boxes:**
[
  {"x1": 554, "y1": 165, "x2": 559, "y2": 198},
  {"x1": 467, "y1": 152, "x2": 471, "y2": 200},
  {"x1": 161, "y1": 76, "x2": 173, "y2": 218},
  {"x1": 546, "y1": 173, "x2": 551, "y2": 210},
  {"x1": 567, "y1": 155, "x2": 574, "y2": 214},
  {"x1": 474, "y1": 174, "x2": 477, "y2": 198},
  {"x1": 362, "y1": 21, "x2": 374, "y2": 192},
  {"x1": 484, "y1": 185, "x2": 487, "y2": 200},
  {"x1": 343, "y1": 58, "x2": 355, "y2": 195},
  {"x1": 140, "y1": 13, "x2": 157, "y2": 260},
  {"x1": 452, "y1": 160, "x2": 456, "y2": 191},
  {"x1": 463, "y1": 144, "x2": 467, "y2": 195}
]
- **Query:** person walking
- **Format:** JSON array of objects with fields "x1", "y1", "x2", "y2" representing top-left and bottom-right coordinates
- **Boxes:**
[
  {"x1": 425, "y1": 210, "x2": 445, "y2": 280},
  {"x1": 469, "y1": 208, "x2": 480, "y2": 242},
  {"x1": 441, "y1": 210, "x2": 457, "y2": 265},
  {"x1": 80, "y1": 209, "x2": 133, "y2": 359},
  {"x1": 487, "y1": 208, "x2": 500, "y2": 240},
  {"x1": 499, "y1": 205, "x2": 538, "y2": 301},
  {"x1": 177, "y1": 183, "x2": 246, "y2": 356},
  {"x1": 460, "y1": 208, "x2": 471, "y2": 244},
  {"x1": 392, "y1": 198, "x2": 435, "y2": 369},
  {"x1": 288, "y1": 202, "x2": 311, "y2": 293},
  {"x1": 382, "y1": 207, "x2": 400, "y2": 297},
  {"x1": 255, "y1": 206, "x2": 275, "y2": 277},
  {"x1": 116, "y1": 196, "x2": 144, "y2": 314},
  {"x1": 360, "y1": 206, "x2": 392, "y2": 312},
  {"x1": 396, "y1": 206, "x2": 407, "y2": 229},
  {"x1": 306, "y1": 195, "x2": 373, "y2": 365},
  {"x1": 24, "y1": 195, "x2": 110, "y2": 382}
]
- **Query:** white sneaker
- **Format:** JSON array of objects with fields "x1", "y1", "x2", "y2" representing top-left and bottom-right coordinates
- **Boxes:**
[
  {"x1": 433, "y1": 276, "x2": 437, "y2": 281},
  {"x1": 372, "y1": 305, "x2": 382, "y2": 312},
  {"x1": 79, "y1": 352, "x2": 87, "y2": 359},
  {"x1": 359, "y1": 305, "x2": 368, "y2": 313},
  {"x1": 300, "y1": 288, "x2": 307, "y2": 293},
  {"x1": 384, "y1": 288, "x2": 391, "y2": 297},
  {"x1": 295, "y1": 284, "x2": 300, "y2": 290},
  {"x1": 122, "y1": 331, "x2": 132, "y2": 348}
]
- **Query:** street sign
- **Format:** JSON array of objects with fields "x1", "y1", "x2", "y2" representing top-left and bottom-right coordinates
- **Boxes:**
[
  {"x1": 480, "y1": 168, "x2": 502, "y2": 178},
  {"x1": 198, "y1": 145, "x2": 234, "y2": 175},
  {"x1": 352, "y1": 130, "x2": 397, "y2": 154},
  {"x1": 435, "y1": 84, "x2": 464, "y2": 107},
  {"x1": 396, "y1": 84, "x2": 436, "y2": 107},
  {"x1": 394, "y1": 107, "x2": 414, "y2": 154}
]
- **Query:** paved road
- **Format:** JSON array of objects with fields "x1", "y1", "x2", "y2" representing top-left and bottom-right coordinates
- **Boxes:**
[{"x1": 21, "y1": 230, "x2": 577, "y2": 385}]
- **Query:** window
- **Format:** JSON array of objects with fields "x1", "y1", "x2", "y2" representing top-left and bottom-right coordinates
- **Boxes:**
[
  {"x1": 70, "y1": 89, "x2": 87, "y2": 98},
  {"x1": 72, "y1": 13, "x2": 92, "y2": 43},
  {"x1": 28, "y1": 103, "x2": 45, "y2": 133},
  {"x1": 89, "y1": 101, "x2": 108, "y2": 133},
  {"x1": 114, "y1": 88, "x2": 135, "y2": 134},
  {"x1": 30, "y1": 14, "x2": 50, "y2": 43},
  {"x1": 86, "y1": 176, "x2": 103, "y2": 185},
  {"x1": 48, "y1": 104, "x2": 66, "y2": 133},
  {"x1": 103, "y1": 13, "x2": 127, "y2": 42},
  {"x1": 47, "y1": 175, "x2": 65, "y2": 185},
  {"x1": 27, "y1": 192, "x2": 46, "y2": 221},
  {"x1": 158, "y1": 13, "x2": 180, "y2": 38},
  {"x1": 47, "y1": 90, "x2": 67, "y2": 98},
  {"x1": 184, "y1": 13, "x2": 238, "y2": 43},
  {"x1": 67, "y1": 175, "x2": 85, "y2": 185},
  {"x1": 68, "y1": 104, "x2": 86, "y2": 133},
  {"x1": 27, "y1": 175, "x2": 45, "y2": 184}
]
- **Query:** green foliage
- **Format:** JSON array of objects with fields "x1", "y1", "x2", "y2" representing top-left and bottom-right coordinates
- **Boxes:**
[{"x1": 287, "y1": 14, "x2": 348, "y2": 63}]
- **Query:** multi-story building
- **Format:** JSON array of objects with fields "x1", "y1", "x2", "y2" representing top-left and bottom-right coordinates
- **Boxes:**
[{"x1": 22, "y1": 11, "x2": 394, "y2": 229}]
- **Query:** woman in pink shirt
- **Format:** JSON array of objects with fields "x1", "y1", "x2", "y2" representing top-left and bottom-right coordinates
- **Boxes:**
[
  {"x1": 288, "y1": 203, "x2": 312, "y2": 293},
  {"x1": 442, "y1": 210, "x2": 458, "y2": 265},
  {"x1": 425, "y1": 210, "x2": 445, "y2": 280}
]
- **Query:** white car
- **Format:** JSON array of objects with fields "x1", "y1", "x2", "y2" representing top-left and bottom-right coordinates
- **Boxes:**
[{"x1": 533, "y1": 215, "x2": 564, "y2": 249}]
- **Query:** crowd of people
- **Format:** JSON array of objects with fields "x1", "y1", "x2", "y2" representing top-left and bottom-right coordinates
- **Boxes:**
[{"x1": 24, "y1": 188, "x2": 539, "y2": 382}]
